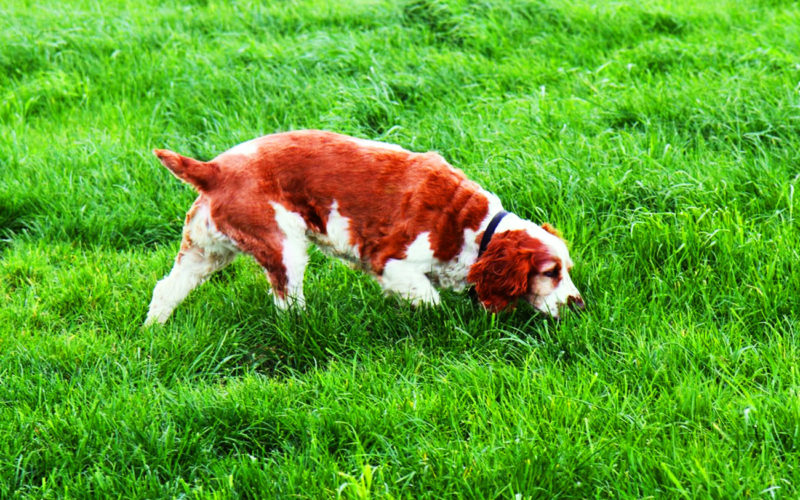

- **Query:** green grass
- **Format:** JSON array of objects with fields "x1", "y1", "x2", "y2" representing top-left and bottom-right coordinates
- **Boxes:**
[{"x1": 2, "y1": 0, "x2": 800, "y2": 497}]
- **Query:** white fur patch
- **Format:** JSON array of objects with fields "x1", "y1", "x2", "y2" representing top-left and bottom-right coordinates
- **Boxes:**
[
  {"x1": 324, "y1": 201, "x2": 360, "y2": 258},
  {"x1": 381, "y1": 232, "x2": 440, "y2": 306},
  {"x1": 548, "y1": 271, "x2": 580, "y2": 310},
  {"x1": 269, "y1": 201, "x2": 309, "y2": 308},
  {"x1": 145, "y1": 200, "x2": 238, "y2": 325},
  {"x1": 348, "y1": 137, "x2": 408, "y2": 153},
  {"x1": 185, "y1": 203, "x2": 239, "y2": 254},
  {"x1": 304, "y1": 200, "x2": 364, "y2": 270},
  {"x1": 225, "y1": 137, "x2": 261, "y2": 157}
]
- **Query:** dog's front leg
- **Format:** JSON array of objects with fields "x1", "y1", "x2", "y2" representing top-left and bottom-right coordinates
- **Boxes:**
[
  {"x1": 377, "y1": 232, "x2": 441, "y2": 307},
  {"x1": 380, "y1": 261, "x2": 440, "y2": 307}
]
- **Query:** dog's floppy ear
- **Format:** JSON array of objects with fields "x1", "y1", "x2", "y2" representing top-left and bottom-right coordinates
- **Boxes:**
[
  {"x1": 468, "y1": 245, "x2": 531, "y2": 311},
  {"x1": 467, "y1": 231, "x2": 550, "y2": 312},
  {"x1": 541, "y1": 222, "x2": 562, "y2": 239}
]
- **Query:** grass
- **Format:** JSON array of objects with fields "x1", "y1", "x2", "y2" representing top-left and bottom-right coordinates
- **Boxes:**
[{"x1": 2, "y1": 0, "x2": 800, "y2": 497}]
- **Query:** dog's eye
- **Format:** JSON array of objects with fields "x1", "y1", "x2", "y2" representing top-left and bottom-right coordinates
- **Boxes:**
[{"x1": 542, "y1": 268, "x2": 560, "y2": 279}]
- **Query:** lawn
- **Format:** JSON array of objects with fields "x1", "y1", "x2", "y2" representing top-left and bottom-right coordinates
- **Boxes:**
[{"x1": 2, "y1": 0, "x2": 800, "y2": 497}]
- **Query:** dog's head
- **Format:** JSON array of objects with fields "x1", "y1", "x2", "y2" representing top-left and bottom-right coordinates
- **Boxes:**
[{"x1": 467, "y1": 220, "x2": 583, "y2": 318}]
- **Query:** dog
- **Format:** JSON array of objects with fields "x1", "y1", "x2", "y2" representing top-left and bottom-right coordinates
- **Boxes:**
[{"x1": 144, "y1": 130, "x2": 583, "y2": 325}]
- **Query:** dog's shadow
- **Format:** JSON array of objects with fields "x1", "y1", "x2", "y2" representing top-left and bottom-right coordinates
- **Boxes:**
[
  {"x1": 149, "y1": 242, "x2": 594, "y2": 380},
  {"x1": 178, "y1": 257, "x2": 589, "y2": 378}
]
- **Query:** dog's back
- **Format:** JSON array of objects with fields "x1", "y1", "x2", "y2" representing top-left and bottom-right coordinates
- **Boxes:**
[{"x1": 155, "y1": 130, "x2": 489, "y2": 271}]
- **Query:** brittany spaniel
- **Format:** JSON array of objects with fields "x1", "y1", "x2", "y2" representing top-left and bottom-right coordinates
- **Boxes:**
[{"x1": 144, "y1": 130, "x2": 584, "y2": 325}]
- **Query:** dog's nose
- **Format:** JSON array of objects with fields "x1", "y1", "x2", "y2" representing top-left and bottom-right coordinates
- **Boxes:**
[{"x1": 567, "y1": 295, "x2": 585, "y2": 312}]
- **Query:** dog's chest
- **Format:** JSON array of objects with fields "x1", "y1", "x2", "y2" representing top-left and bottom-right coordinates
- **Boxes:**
[{"x1": 428, "y1": 235, "x2": 478, "y2": 291}]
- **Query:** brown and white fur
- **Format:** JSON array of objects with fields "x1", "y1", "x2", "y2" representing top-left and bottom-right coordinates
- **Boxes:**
[{"x1": 144, "y1": 130, "x2": 583, "y2": 325}]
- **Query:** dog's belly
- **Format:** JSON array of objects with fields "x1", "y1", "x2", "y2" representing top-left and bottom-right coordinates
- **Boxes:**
[
  {"x1": 306, "y1": 230, "x2": 369, "y2": 271},
  {"x1": 301, "y1": 200, "x2": 373, "y2": 271}
]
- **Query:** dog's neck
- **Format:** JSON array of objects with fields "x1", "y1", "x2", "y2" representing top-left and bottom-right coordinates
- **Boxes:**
[{"x1": 477, "y1": 210, "x2": 509, "y2": 258}]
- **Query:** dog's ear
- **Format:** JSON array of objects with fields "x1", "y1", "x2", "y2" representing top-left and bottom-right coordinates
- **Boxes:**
[
  {"x1": 541, "y1": 222, "x2": 562, "y2": 239},
  {"x1": 468, "y1": 231, "x2": 548, "y2": 312}
]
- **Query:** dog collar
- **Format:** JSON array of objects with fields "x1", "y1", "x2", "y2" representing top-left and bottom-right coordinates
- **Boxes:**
[{"x1": 478, "y1": 210, "x2": 509, "y2": 258}]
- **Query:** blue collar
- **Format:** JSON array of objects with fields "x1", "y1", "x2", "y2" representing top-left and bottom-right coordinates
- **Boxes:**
[{"x1": 478, "y1": 211, "x2": 509, "y2": 257}]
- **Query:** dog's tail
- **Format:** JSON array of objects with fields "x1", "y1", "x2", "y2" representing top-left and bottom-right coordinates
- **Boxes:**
[{"x1": 153, "y1": 149, "x2": 220, "y2": 192}]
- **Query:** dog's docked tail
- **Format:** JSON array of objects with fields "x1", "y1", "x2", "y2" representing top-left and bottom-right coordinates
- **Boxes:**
[{"x1": 153, "y1": 149, "x2": 220, "y2": 192}]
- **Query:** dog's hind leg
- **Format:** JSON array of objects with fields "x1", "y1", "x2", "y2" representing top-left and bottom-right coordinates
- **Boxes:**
[
  {"x1": 217, "y1": 201, "x2": 309, "y2": 310},
  {"x1": 249, "y1": 241, "x2": 308, "y2": 311},
  {"x1": 145, "y1": 198, "x2": 237, "y2": 326},
  {"x1": 264, "y1": 202, "x2": 309, "y2": 309}
]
